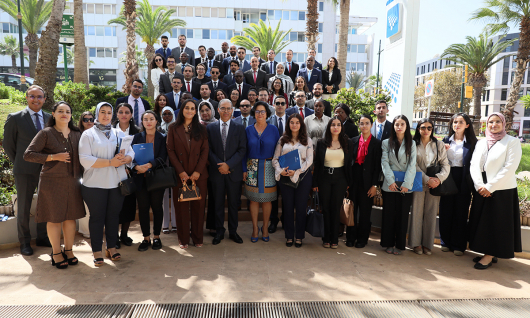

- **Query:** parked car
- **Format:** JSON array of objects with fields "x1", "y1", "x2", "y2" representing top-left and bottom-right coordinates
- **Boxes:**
[{"x1": 0, "y1": 73, "x2": 34, "y2": 91}]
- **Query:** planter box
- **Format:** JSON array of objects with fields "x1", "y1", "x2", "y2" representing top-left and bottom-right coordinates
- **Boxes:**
[
  {"x1": 521, "y1": 226, "x2": 530, "y2": 253},
  {"x1": 0, "y1": 194, "x2": 39, "y2": 245}
]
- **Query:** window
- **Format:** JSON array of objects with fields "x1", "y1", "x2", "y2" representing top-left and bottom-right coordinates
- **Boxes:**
[
  {"x1": 104, "y1": 5, "x2": 111, "y2": 14},
  {"x1": 297, "y1": 32, "x2": 305, "y2": 42},
  {"x1": 89, "y1": 48, "x2": 96, "y2": 57},
  {"x1": 113, "y1": 48, "x2": 117, "y2": 58},
  {"x1": 428, "y1": 64, "x2": 430, "y2": 72},
  {"x1": 290, "y1": 11, "x2": 298, "y2": 20},
  {"x1": 211, "y1": 8, "x2": 218, "y2": 17},
  {"x1": 283, "y1": 11, "x2": 290, "y2": 20},
  {"x1": 2, "y1": 23, "x2": 9, "y2": 33},
  {"x1": 318, "y1": 23, "x2": 323, "y2": 32},
  {"x1": 195, "y1": 7, "x2": 201, "y2": 17},
  {"x1": 202, "y1": 29, "x2": 210, "y2": 39},
  {"x1": 186, "y1": 7, "x2": 193, "y2": 17},
  {"x1": 485, "y1": 105, "x2": 489, "y2": 117},
  {"x1": 87, "y1": 26, "x2": 95, "y2": 36},
  {"x1": 242, "y1": 13, "x2": 250, "y2": 23},
  {"x1": 202, "y1": 8, "x2": 210, "y2": 17},
  {"x1": 299, "y1": 11, "x2": 305, "y2": 20},
  {"x1": 417, "y1": 67, "x2": 419, "y2": 76},
  {"x1": 260, "y1": 12, "x2": 267, "y2": 21},
  {"x1": 275, "y1": 10, "x2": 282, "y2": 20},
  {"x1": 251, "y1": 13, "x2": 259, "y2": 23},
  {"x1": 357, "y1": 63, "x2": 365, "y2": 72},
  {"x1": 519, "y1": 87, "x2": 524, "y2": 98},
  {"x1": 105, "y1": 48, "x2": 113, "y2": 58},
  {"x1": 318, "y1": 44, "x2": 322, "y2": 53},
  {"x1": 358, "y1": 45, "x2": 365, "y2": 53},
  {"x1": 194, "y1": 29, "x2": 202, "y2": 39},
  {"x1": 86, "y1": 4, "x2": 94, "y2": 14},
  {"x1": 178, "y1": 6, "x2": 185, "y2": 17},
  {"x1": 187, "y1": 29, "x2": 193, "y2": 39},
  {"x1": 227, "y1": 30, "x2": 233, "y2": 39},
  {"x1": 226, "y1": 8, "x2": 233, "y2": 19},
  {"x1": 268, "y1": 10, "x2": 274, "y2": 20},
  {"x1": 211, "y1": 30, "x2": 218, "y2": 39},
  {"x1": 349, "y1": 45, "x2": 357, "y2": 53},
  {"x1": 319, "y1": 1, "x2": 324, "y2": 11},
  {"x1": 218, "y1": 29, "x2": 227, "y2": 39},
  {"x1": 501, "y1": 88, "x2": 508, "y2": 100},
  {"x1": 97, "y1": 48, "x2": 104, "y2": 58},
  {"x1": 95, "y1": 4, "x2": 103, "y2": 14},
  {"x1": 290, "y1": 32, "x2": 297, "y2": 42},
  {"x1": 104, "y1": 26, "x2": 113, "y2": 36},
  {"x1": 96, "y1": 26, "x2": 104, "y2": 36},
  {"x1": 335, "y1": 44, "x2": 337, "y2": 53},
  {"x1": 219, "y1": 8, "x2": 226, "y2": 18}
]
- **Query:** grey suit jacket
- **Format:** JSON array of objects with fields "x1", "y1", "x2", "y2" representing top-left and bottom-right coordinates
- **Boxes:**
[
  {"x1": 175, "y1": 63, "x2": 195, "y2": 75},
  {"x1": 381, "y1": 139, "x2": 417, "y2": 192},
  {"x1": 171, "y1": 47, "x2": 196, "y2": 66},
  {"x1": 3, "y1": 108, "x2": 51, "y2": 174}
]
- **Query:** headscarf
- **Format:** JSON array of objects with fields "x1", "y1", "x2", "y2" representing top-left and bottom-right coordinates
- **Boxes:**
[
  {"x1": 267, "y1": 75, "x2": 294, "y2": 94},
  {"x1": 485, "y1": 112, "x2": 506, "y2": 150},
  {"x1": 199, "y1": 101, "x2": 218, "y2": 126},
  {"x1": 356, "y1": 133, "x2": 371, "y2": 165},
  {"x1": 94, "y1": 102, "x2": 113, "y2": 139},
  {"x1": 160, "y1": 106, "x2": 175, "y2": 133}
]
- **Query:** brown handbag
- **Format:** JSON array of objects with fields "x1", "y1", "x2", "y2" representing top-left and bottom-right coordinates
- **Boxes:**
[
  {"x1": 340, "y1": 192, "x2": 355, "y2": 226},
  {"x1": 178, "y1": 180, "x2": 201, "y2": 202},
  {"x1": 373, "y1": 187, "x2": 383, "y2": 207}
]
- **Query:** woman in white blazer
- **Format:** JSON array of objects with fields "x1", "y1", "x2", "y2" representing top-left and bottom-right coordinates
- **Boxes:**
[
  {"x1": 469, "y1": 112, "x2": 522, "y2": 270},
  {"x1": 150, "y1": 53, "x2": 167, "y2": 99}
]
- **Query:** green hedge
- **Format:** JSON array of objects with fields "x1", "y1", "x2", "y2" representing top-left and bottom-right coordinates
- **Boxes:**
[{"x1": 327, "y1": 88, "x2": 392, "y2": 123}]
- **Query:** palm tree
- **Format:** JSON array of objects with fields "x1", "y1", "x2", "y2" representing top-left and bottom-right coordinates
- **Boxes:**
[
  {"x1": 346, "y1": 71, "x2": 366, "y2": 92},
  {"x1": 470, "y1": 0, "x2": 530, "y2": 130},
  {"x1": 118, "y1": 0, "x2": 138, "y2": 94},
  {"x1": 364, "y1": 73, "x2": 383, "y2": 95},
  {"x1": 441, "y1": 31, "x2": 516, "y2": 116},
  {"x1": 231, "y1": 20, "x2": 293, "y2": 60},
  {"x1": 0, "y1": 35, "x2": 19, "y2": 72},
  {"x1": 60, "y1": 46, "x2": 95, "y2": 67},
  {"x1": 329, "y1": 0, "x2": 350, "y2": 89},
  {"x1": 33, "y1": 0, "x2": 65, "y2": 111},
  {"x1": 109, "y1": 0, "x2": 185, "y2": 98},
  {"x1": 74, "y1": 0, "x2": 88, "y2": 88},
  {"x1": 0, "y1": 0, "x2": 53, "y2": 77},
  {"x1": 305, "y1": 0, "x2": 319, "y2": 51}
]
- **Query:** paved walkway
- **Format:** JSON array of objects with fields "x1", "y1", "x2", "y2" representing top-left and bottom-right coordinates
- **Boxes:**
[{"x1": 1, "y1": 221, "x2": 529, "y2": 305}]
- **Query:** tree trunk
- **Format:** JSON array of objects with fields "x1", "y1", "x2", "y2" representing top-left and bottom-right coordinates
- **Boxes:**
[
  {"x1": 122, "y1": 0, "x2": 138, "y2": 95},
  {"x1": 145, "y1": 45, "x2": 155, "y2": 99},
  {"x1": 305, "y1": 0, "x2": 319, "y2": 51},
  {"x1": 472, "y1": 85, "x2": 483, "y2": 117},
  {"x1": 11, "y1": 54, "x2": 16, "y2": 73},
  {"x1": 503, "y1": 15, "x2": 530, "y2": 132},
  {"x1": 33, "y1": 0, "x2": 66, "y2": 111},
  {"x1": 25, "y1": 33, "x2": 39, "y2": 77},
  {"x1": 73, "y1": 0, "x2": 89, "y2": 88},
  {"x1": 337, "y1": 0, "x2": 350, "y2": 89}
]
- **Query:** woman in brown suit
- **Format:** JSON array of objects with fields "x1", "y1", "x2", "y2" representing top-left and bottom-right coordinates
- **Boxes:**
[
  {"x1": 167, "y1": 99, "x2": 209, "y2": 249},
  {"x1": 24, "y1": 101, "x2": 85, "y2": 269}
]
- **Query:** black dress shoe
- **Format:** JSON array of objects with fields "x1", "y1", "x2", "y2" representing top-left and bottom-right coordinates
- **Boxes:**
[
  {"x1": 294, "y1": 240, "x2": 302, "y2": 248},
  {"x1": 286, "y1": 240, "x2": 293, "y2": 247},
  {"x1": 268, "y1": 223, "x2": 277, "y2": 234},
  {"x1": 120, "y1": 236, "x2": 133, "y2": 246},
  {"x1": 115, "y1": 239, "x2": 121, "y2": 249},
  {"x1": 473, "y1": 256, "x2": 498, "y2": 263},
  {"x1": 209, "y1": 231, "x2": 217, "y2": 237},
  {"x1": 138, "y1": 239, "x2": 151, "y2": 251},
  {"x1": 474, "y1": 261, "x2": 493, "y2": 270},
  {"x1": 345, "y1": 241, "x2": 354, "y2": 247},
  {"x1": 212, "y1": 234, "x2": 224, "y2": 245},
  {"x1": 229, "y1": 233, "x2": 243, "y2": 244},
  {"x1": 36, "y1": 238, "x2": 52, "y2": 247},
  {"x1": 20, "y1": 244, "x2": 33, "y2": 256},
  {"x1": 152, "y1": 238, "x2": 162, "y2": 250},
  {"x1": 355, "y1": 242, "x2": 366, "y2": 248}
]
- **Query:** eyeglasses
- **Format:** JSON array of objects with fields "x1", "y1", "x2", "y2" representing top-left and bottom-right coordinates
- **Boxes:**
[
  {"x1": 275, "y1": 102, "x2": 286, "y2": 106},
  {"x1": 240, "y1": 104, "x2": 251, "y2": 108},
  {"x1": 295, "y1": 95, "x2": 305, "y2": 99},
  {"x1": 83, "y1": 117, "x2": 95, "y2": 123},
  {"x1": 28, "y1": 95, "x2": 44, "y2": 100},
  {"x1": 155, "y1": 59, "x2": 163, "y2": 62},
  {"x1": 255, "y1": 110, "x2": 267, "y2": 115},
  {"x1": 420, "y1": 126, "x2": 433, "y2": 131},
  {"x1": 219, "y1": 107, "x2": 233, "y2": 112},
  {"x1": 167, "y1": 61, "x2": 175, "y2": 64}
]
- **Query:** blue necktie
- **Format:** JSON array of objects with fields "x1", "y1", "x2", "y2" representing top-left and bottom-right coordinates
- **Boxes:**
[
  {"x1": 34, "y1": 113, "x2": 42, "y2": 132},
  {"x1": 377, "y1": 123, "x2": 383, "y2": 140},
  {"x1": 134, "y1": 99, "x2": 139, "y2": 125},
  {"x1": 174, "y1": 93, "x2": 180, "y2": 109},
  {"x1": 270, "y1": 62, "x2": 274, "y2": 74},
  {"x1": 278, "y1": 117, "x2": 283, "y2": 136}
]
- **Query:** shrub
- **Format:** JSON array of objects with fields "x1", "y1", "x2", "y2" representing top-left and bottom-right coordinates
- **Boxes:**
[
  {"x1": 0, "y1": 83, "x2": 10, "y2": 99},
  {"x1": 0, "y1": 82, "x2": 26, "y2": 104},
  {"x1": 0, "y1": 147, "x2": 15, "y2": 206},
  {"x1": 327, "y1": 88, "x2": 392, "y2": 123}
]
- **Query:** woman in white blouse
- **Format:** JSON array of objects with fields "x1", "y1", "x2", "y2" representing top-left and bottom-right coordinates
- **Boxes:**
[
  {"x1": 469, "y1": 112, "x2": 522, "y2": 270},
  {"x1": 150, "y1": 53, "x2": 167, "y2": 99},
  {"x1": 79, "y1": 102, "x2": 134, "y2": 266},
  {"x1": 272, "y1": 113, "x2": 313, "y2": 248}
]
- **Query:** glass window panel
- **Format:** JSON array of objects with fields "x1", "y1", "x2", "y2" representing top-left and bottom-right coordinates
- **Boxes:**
[
  {"x1": 291, "y1": 11, "x2": 298, "y2": 20},
  {"x1": 268, "y1": 10, "x2": 274, "y2": 20},
  {"x1": 251, "y1": 13, "x2": 259, "y2": 24},
  {"x1": 235, "y1": 11, "x2": 241, "y2": 21},
  {"x1": 84, "y1": 26, "x2": 87, "y2": 35},
  {"x1": 171, "y1": 28, "x2": 178, "y2": 38},
  {"x1": 350, "y1": 63, "x2": 357, "y2": 71},
  {"x1": 357, "y1": 63, "x2": 365, "y2": 72},
  {"x1": 195, "y1": 7, "x2": 201, "y2": 17},
  {"x1": 335, "y1": 44, "x2": 337, "y2": 52},
  {"x1": 352, "y1": 28, "x2": 356, "y2": 34},
  {"x1": 202, "y1": 8, "x2": 210, "y2": 17},
  {"x1": 297, "y1": 32, "x2": 304, "y2": 42},
  {"x1": 89, "y1": 48, "x2": 96, "y2": 57},
  {"x1": 104, "y1": 5, "x2": 111, "y2": 14},
  {"x1": 211, "y1": 29, "x2": 218, "y2": 39},
  {"x1": 298, "y1": 53, "x2": 305, "y2": 62},
  {"x1": 226, "y1": 8, "x2": 233, "y2": 19},
  {"x1": 105, "y1": 26, "x2": 112, "y2": 36},
  {"x1": 202, "y1": 29, "x2": 210, "y2": 39},
  {"x1": 318, "y1": 43, "x2": 322, "y2": 53},
  {"x1": 97, "y1": 48, "x2": 104, "y2": 57},
  {"x1": 105, "y1": 48, "x2": 113, "y2": 57},
  {"x1": 211, "y1": 8, "x2": 218, "y2": 17},
  {"x1": 319, "y1": 2, "x2": 324, "y2": 11},
  {"x1": 187, "y1": 29, "x2": 193, "y2": 38},
  {"x1": 218, "y1": 29, "x2": 226, "y2": 39},
  {"x1": 347, "y1": 44, "x2": 351, "y2": 52},
  {"x1": 113, "y1": 27, "x2": 116, "y2": 36},
  {"x1": 260, "y1": 12, "x2": 266, "y2": 21},
  {"x1": 96, "y1": 26, "x2": 104, "y2": 36},
  {"x1": 83, "y1": 4, "x2": 86, "y2": 11},
  {"x1": 227, "y1": 30, "x2": 233, "y2": 39},
  {"x1": 275, "y1": 10, "x2": 282, "y2": 20},
  {"x1": 318, "y1": 23, "x2": 323, "y2": 32},
  {"x1": 358, "y1": 44, "x2": 365, "y2": 53},
  {"x1": 283, "y1": 11, "x2": 289, "y2": 20},
  {"x1": 346, "y1": 63, "x2": 350, "y2": 71},
  {"x1": 299, "y1": 11, "x2": 305, "y2": 20},
  {"x1": 219, "y1": 8, "x2": 226, "y2": 18},
  {"x1": 351, "y1": 45, "x2": 357, "y2": 53},
  {"x1": 2, "y1": 23, "x2": 9, "y2": 33},
  {"x1": 112, "y1": 5, "x2": 116, "y2": 15},
  {"x1": 186, "y1": 7, "x2": 193, "y2": 17},
  {"x1": 95, "y1": 4, "x2": 103, "y2": 14},
  {"x1": 87, "y1": 26, "x2": 95, "y2": 35},
  {"x1": 280, "y1": 53, "x2": 286, "y2": 62},
  {"x1": 290, "y1": 32, "x2": 297, "y2": 41},
  {"x1": 113, "y1": 48, "x2": 117, "y2": 58},
  {"x1": 178, "y1": 7, "x2": 185, "y2": 17}
]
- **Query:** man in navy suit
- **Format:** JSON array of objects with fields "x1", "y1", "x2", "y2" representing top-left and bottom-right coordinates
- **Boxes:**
[
  {"x1": 286, "y1": 90, "x2": 314, "y2": 118},
  {"x1": 233, "y1": 99, "x2": 255, "y2": 128},
  {"x1": 223, "y1": 60, "x2": 246, "y2": 86},
  {"x1": 371, "y1": 100, "x2": 392, "y2": 141},
  {"x1": 244, "y1": 57, "x2": 268, "y2": 89},
  {"x1": 235, "y1": 47, "x2": 251, "y2": 73},
  {"x1": 283, "y1": 49, "x2": 299, "y2": 83},
  {"x1": 115, "y1": 79, "x2": 151, "y2": 125},
  {"x1": 227, "y1": 70, "x2": 250, "y2": 100},
  {"x1": 260, "y1": 49, "x2": 278, "y2": 76},
  {"x1": 205, "y1": 47, "x2": 225, "y2": 78},
  {"x1": 222, "y1": 45, "x2": 238, "y2": 73},
  {"x1": 207, "y1": 99, "x2": 247, "y2": 245},
  {"x1": 155, "y1": 35, "x2": 171, "y2": 60},
  {"x1": 297, "y1": 56, "x2": 322, "y2": 91},
  {"x1": 164, "y1": 77, "x2": 183, "y2": 111},
  {"x1": 207, "y1": 66, "x2": 228, "y2": 99},
  {"x1": 301, "y1": 49, "x2": 322, "y2": 70}
]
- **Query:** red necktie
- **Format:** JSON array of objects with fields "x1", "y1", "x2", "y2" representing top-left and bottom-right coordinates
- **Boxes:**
[
  {"x1": 253, "y1": 71, "x2": 257, "y2": 83},
  {"x1": 238, "y1": 84, "x2": 241, "y2": 95},
  {"x1": 288, "y1": 62, "x2": 291, "y2": 73},
  {"x1": 187, "y1": 82, "x2": 191, "y2": 92},
  {"x1": 299, "y1": 108, "x2": 304, "y2": 119}
]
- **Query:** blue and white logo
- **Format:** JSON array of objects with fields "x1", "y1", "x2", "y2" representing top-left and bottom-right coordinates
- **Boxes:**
[
  {"x1": 386, "y1": 3, "x2": 400, "y2": 38},
  {"x1": 384, "y1": 73, "x2": 401, "y2": 104}
]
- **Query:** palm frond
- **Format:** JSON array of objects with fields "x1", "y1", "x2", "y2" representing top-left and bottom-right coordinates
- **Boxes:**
[
  {"x1": 231, "y1": 20, "x2": 292, "y2": 59},
  {"x1": 0, "y1": 0, "x2": 53, "y2": 34}
]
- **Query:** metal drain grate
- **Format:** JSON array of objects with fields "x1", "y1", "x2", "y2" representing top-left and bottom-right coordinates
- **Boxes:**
[{"x1": 1, "y1": 299, "x2": 529, "y2": 318}]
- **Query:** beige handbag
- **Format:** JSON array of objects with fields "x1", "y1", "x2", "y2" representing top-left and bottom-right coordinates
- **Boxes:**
[{"x1": 340, "y1": 192, "x2": 355, "y2": 227}]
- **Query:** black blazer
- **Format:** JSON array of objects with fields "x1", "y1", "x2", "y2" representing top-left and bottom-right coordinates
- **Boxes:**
[
  {"x1": 159, "y1": 72, "x2": 185, "y2": 95},
  {"x1": 305, "y1": 98, "x2": 332, "y2": 118},
  {"x1": 206, "y1": 120, "x2": 247, "y2": 183},
  {"x1": 227, "y1": 82, "x2": 251, "y2": 100},
  {"x1": 322, "y1": 69, "x2": 342, "y2": 94},
  {"x1": 372, "y1": 120, "x2": 393, "y2": 141},
  {"x1": 343, "y1": 120, "x2": 359, "y2": 139},
  {"x1": 443, "y1": 136, "x2": 475, "y2": 193},
  {"x1": 351, "y1": 135, "x2": 382, "y2": 191},
  {"x1": 312, "y1": 138, "x2": 354, "y2": 188},
  {"x1": 3, "y1": 109, "x2": 51, "y2": 174},
  {"x1": 131, "y1": 131, "x2": 168, "y2": 189},
  {"x1": 181, "y1": 78, "x2": 201, "y2": 99},
  {"x1": 223, "y1": 72, "x2": 247, "y2": 86},
  {"x1": 114, "y1": 96, "x2": 151, "y2": 125},
  {"x1": 244, "y1": 69, "x2": 268, "y2": 89},
  {"x1": 283, "y1": 61, "x2": 300, "y2": 83},
  {"x1": 206, "y1": 80, "x2": 228, "y2": 100}
]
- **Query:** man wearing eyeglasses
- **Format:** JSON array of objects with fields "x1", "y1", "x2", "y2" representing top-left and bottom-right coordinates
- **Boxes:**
[
  {"x1": 115, "y1": 79, "x2": 151, "y2": 125},
  {"x1": 233, "y1": 99, "x2": 255, "y2": 128},
  {"x1": 4, "y1": 85, "x2": 52, "y2": 255},
  {"x1": 159, "y1": 56, "x2": 184, "y2": 95},
  {"x1": 207, "y1": 99, "x2": 247, "y2": 245},
  {"x1": 206, "y1": 65, "x2": 228, "y2": 100},
  {"x1": 286, "y1": 91, "x2": 314, "y2": 118}
]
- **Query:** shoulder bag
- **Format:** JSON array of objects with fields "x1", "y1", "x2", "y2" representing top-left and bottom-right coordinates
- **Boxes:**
[
  {"x1": 118, "y1": 168, "x2": 136, "y2": 196},
  {"x1": 306, "y1": 193, "x2": 325, "y2": 237},
  {"x1": 426, "y1": 142, "x2": 458, "y2": 196},
  {"x1": 146, "y1": 158, "x2": 179, "y2": 192},
  {"x1": 340, "y1": 191, "x2": 355, "y2": 226}
]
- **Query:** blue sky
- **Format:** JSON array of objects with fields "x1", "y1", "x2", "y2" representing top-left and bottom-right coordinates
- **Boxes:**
[{"x1": 351, "y1": 0, "x2": 519, "y2": 73}]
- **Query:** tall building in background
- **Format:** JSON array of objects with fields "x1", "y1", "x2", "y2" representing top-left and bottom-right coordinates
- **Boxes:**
[{"x1": 0, "y1": 0, "x2": 376, "y2": 89}]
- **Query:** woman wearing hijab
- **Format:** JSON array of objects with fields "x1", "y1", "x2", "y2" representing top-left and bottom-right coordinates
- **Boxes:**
[
  {"x1": 159, "y1": 106, "x2": 175, "y2": 135},
  {"x1": 78, "y1": 102, "x2": 134, "y2": 266},
  {"x1": 469, "y1": 112, "x2": 522, "y2": 270},
  {"x1": 199, "y1": 101, "x2": 218, "y2": 126},
  {"x1": 267, "y1": 63, "x2": 294, "y2": 94}
]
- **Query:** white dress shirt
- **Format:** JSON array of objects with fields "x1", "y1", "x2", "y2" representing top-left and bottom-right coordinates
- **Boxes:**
[
  {"x1": 127, "y1": 95, "x2": 146, "y2": 121},
  {"x1": 447, "y1": 135, "x2": 466, "y2": 167},
  {"x1": 185, "y1": 79, "x2": 193, "y2": 93},
  {"x1": 26, "y1": 107, "x2": 45, "y2": 130}
]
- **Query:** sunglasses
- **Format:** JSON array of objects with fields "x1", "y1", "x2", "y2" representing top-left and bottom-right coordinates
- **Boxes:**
[
  {"x1": 420, "y1": 126, "x2": 433, "y2": 131},
  {"x1": 155, "y1": 59, "x2": 163, "y2": 62},
  {"x1": 275, "y1": 102, "x2": 286, "y2": 106},
  {"x1": 211, "y1": 71, "x2": 219, "y2": 74},
  {"x1": 83, "y1": 117, "x2": 95, "y2": 123},
  {"x1": 240, "y1": 104, "x2": 251, "y2": 108}
]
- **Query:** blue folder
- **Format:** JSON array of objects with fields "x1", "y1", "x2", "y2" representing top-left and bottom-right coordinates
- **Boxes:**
[
  {"x1": 393, "y1": 171, "x2": 423, "y2": 192},
  {"x1": 278, "y1": 149, "x2": 301, "y2": 170},
  {"x1": 133, "y1": 143, "x2": 154, "y2": 165}
]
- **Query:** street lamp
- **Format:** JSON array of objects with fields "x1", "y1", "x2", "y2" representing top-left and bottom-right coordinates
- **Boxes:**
[{"x1": 16, "y1": 0, "x2": 26, "y2": 92}]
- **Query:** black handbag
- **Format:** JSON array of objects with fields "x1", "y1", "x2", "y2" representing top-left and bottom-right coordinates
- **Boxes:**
[
  {"x1": 280, "y1": 169, "x2": 309, "y2": 189},
  {"x1": 306, "y1": 193, "x2": 325, "y2": 237},
  {"x1": 118, "y1": 168, "x2": 137, "y2": 196},
  {"x1": 426, "y1": 143, "x2": 458, "y2": 196},
  {"x1": 146, "y1": 158, "x2": 179, "y2": 191}
]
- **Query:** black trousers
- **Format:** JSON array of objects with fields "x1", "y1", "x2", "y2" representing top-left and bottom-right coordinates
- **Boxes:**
[
  {"x1": 319, "y1": 167, "x2": 348, "y2": 245},
  {"x1": 439, "y1": 167, "x2": 471, "y2": 252},
  {"x1": 214, "y1": 175, "x2": 241, "y2": 236},
  {"x1": 136, "y1": 184, "x2": 165, "y2": 237},
  {"x1": 82, "y1": 186, "x2": 124, "y2": 253},
  {"x1": 381, "y1": 191, "x2": 413, "y2": 250},
  {"x1": 14, "y1": 173, "x2": 47, "y2": 244},
  {"x1": 269, "y1": 197, "x2": 282, "y2": 226},
  {"x1": 278, "y1": 173, "x2": 312, "y2": 240},
  {"x1": 119, "y1": 192, "x2": 137, "y2": 224},
  {"x1": 346, "y1": 187, "x2": 374, "y2": 245},
  {"x1": 206, "y1": 180, "x2": 216, "y2": 231}
]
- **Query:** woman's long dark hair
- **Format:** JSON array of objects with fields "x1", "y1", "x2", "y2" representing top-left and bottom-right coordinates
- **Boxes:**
[
  {"x1": 324, "y1": 116, "x2": 348, "y2": 153},
  {"x1": 281, "y1": 113, "x2": 308, "y2": 147},
  {"x1": 294, "y1": 76, "x2": 309, "y2": 93},
  {"x1": 271, "y1": 78, "x2": 285, "y2": 96},
  {"x1": 229, "y1": 88, "x2": 240, "y2": 108},
  {"x1": 150, "y1": 53, "x2": 167, "y2": 69},
  {"x1": 113, "y1": 103, "x2": 140, "y2": 134},
  {"x1": 78, "y1": 111, "x2": 94, "y2": 133},
  {"x1": 154, "y1": 94, "x2": 168, "y2": 117},
  {"x1": 413, "y1": 118, "x2": 437, "y2": 144},
  {"x1": 139, "y1": 110, "x2": 160, "y2": 132},
  {"x1": 388, "y1": 115, "x2": 412, "y2": 159},
  {"x1": 46, "y1": 101, "x2": 80, "y2": 131},
  {"x1": 327, "y1": 57, "x2": 339, "y2": 71},
  {"x1": 215, "y1": 89, "x2": 227, "y2": 102},
  {"x1": 174, "y1": 99, "x2": 206, "y2": 141},
  {"x1": 448, "y1": 112, "x2": 478, "y2": 146}
]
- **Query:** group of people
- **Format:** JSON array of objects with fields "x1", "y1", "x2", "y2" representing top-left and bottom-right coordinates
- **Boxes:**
[{"x1": 2, "y1": 41, "x2": 522, "y2": 272}]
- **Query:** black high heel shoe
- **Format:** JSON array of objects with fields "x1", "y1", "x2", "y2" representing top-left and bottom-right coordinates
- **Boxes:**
[
  {"x1": 295, "y1": 239, "x2": 302, "y2": 248},
  {"x1": 286, "y1": 239, "x2": 293, "y2": 247},
  {"x1": 62, "y1": 248, "x2": 78, "y2": 265},
  {"x1": 51, "y1": 252, "x2": 68, "y2": 269}
]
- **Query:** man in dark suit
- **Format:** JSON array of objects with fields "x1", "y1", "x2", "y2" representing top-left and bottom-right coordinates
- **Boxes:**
[
  {"x1": 182, "y1": 65, "x2": 201, "y2": 100},
  {"x1": 207, "y1": 99, "x2": 247, "y2": 245},
  {"x1": 199, "y1": 83, "x2": 219, "y2": 119},
  {"x1": 115, "y1": 79, "x2": 151, "y2": 125},
  {"x1": 175, "y1": 52, "x2": 195, "y2": 75},
  {"x1": 371, "y1": 100, "x2": 392, "y2": 140},
  {"x1": 227, "y1": 70, "x2": 250, "y2": 100},
  {"x1": 207, "y1": 66, "x2": 228, "y2": 100},
  {"x1": 155, "y1": 35, "x2": 171, "y2": 60},
  {"x1": 297, "y1": 56, "x2": 322, "y2": 91},
  {"x1": 233, "y1": 99, "x2": 255, "y2": 128},
  {"x1": 286, "y1": 91, "x2": 315, "y2": 118},
  {"x1": 223, "y1": 60, "x2": 246, "y2": 86},
  {"x1": 305, "y1": 83, "x2": 332, "y2": 117},
  {"x1": 214, "y1": 42, "x2": 229, "y2": 62},
  {"x1": 159, "y1": 56, "x2": 184, "y2": 95},
  {"x1": 301, "y1": 49, "x2": 322, "y2": 70},
  {"x1": 195, "y1": 45, "x2": 208, "y2": 67},
  {"x1": 283, "y1": 49, "x2": 299, "y2": 83},
  {"x1": 251, "y1": 46, "x2": 266, "y2": 68},
  {"x1": 235, "y1": 47, "x2": 251, "y2": 73},
  {"x1": 222, "y1": 45, "x2": 238, "y2": 73},
  {"x1": 171, "y1": 34, "x2": 195, "y2": 66},
  {"x1": 260, "y1": 49, "x2": 278, "y2": 76},
  {"x1": 164, "y1": 77, "x2": 183, "y2": 111},
  {"x1": 244, "y1": 57, "x2": 268, "y2": 89},
  {"x1": 205, "y1": 47, "x2": 225, "y2": 78},
  {"x1": 3, "y1": 85, "x2": 51, "y2": 255}
]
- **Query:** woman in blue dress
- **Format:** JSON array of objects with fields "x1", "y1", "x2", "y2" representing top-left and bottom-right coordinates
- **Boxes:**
[{"x1": 243, "y1": 101, "x2": 280, "y2": 243}]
